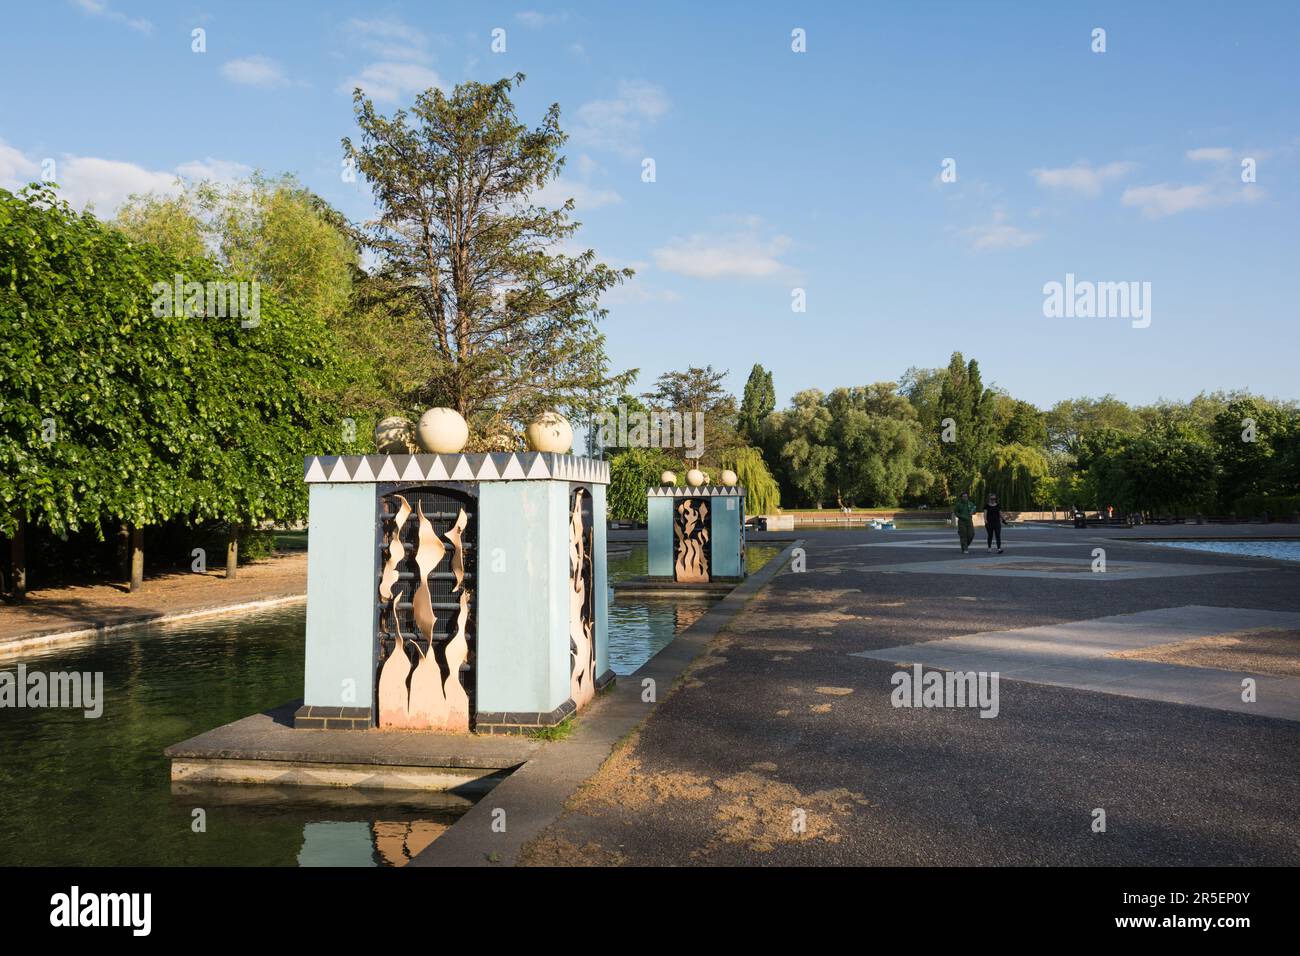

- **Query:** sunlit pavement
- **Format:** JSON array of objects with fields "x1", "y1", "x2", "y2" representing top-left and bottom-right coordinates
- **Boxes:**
[{"x1": 521, "y1": 525, "x2": 1300, "y2": 866}]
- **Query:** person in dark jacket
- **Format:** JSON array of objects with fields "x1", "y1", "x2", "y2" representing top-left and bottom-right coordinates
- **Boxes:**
[{"x1": 984, "y1": 493, "x2": 1005, "y2": 553}]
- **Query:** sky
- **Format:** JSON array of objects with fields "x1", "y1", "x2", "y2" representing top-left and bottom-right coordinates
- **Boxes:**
[{"x1": 2, "y1": 1, "x2": 1297, "y2": 410}]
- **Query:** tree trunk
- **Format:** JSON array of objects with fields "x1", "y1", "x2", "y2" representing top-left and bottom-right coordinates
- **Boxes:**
[
  {"x1": 116, "y1": 522, "x2": 130, "y2": 580},
  {"x1": 225, "y1": 527, "x2": 239, "y2": 580},
  {"x1": 9, "y1": 516, "x2": 26, "y2": 600},
  {"x1": 129, "y1": 525, "x2": 144, "y2": 592}
]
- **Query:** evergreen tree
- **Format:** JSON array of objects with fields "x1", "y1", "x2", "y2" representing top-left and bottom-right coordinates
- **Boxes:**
[{"x1": 739, "y1": 363, "x2": 775, "y2": 443}]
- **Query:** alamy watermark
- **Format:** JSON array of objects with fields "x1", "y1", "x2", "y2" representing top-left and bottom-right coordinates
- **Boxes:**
[
  {"x1": 1042, "y1": 273, "x2": 1151, "y2": 329},
  {"x1": 1, "y1": 664, "x2": 103, "y2": 718},
  {"x1": 150, "y1": 274, "x2": 261, "y2": 328},
  {"x1": 595, "y1": 404, "x2": 704, "y2": 458},
  {"x1": 891, "y1": 664, "x2": 1000, "y2": 718}
]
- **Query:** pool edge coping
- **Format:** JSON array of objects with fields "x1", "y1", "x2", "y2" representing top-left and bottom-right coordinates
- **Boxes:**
[{"x1": 408, "y1": 537, "x2": 805, "y2": 868}]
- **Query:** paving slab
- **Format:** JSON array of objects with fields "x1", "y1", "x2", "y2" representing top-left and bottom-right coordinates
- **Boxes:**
[
  {"x1": 859, "y1": 555, "x2": 1256, "y2": 581},
  {"x1": 165, "y1": 702, "x2": 540, "y2": 770},
  {"x1": 851, "y1": 605, "x2": 1300, "y2": 722},
  {"x1": 518, "y1": 527, "x2": 1300, "y2": 866}
]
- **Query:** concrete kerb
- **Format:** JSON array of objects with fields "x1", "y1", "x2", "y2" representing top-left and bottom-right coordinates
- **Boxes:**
[
  {"x1": 410, "y1": 537, "x2": 806, "y2": 867},
  {"x1": 0, "y1": 593, "x2": 307, "y2": 657}
]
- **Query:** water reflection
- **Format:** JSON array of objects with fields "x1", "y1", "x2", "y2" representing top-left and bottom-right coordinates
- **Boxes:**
[
  {"x1": 605, "y1": 543, "x2": 781, "y2": 675},
  {"x1": 299, "y1": 820, "x2": 450, "y2": 867},
  {"x1": 0, "y1": 542, "x2": 780, "y2": 865}
]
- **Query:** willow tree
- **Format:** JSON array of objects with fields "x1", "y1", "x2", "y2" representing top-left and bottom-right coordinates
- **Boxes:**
[{"x1": 343, "y1": 74, "x2": 633, "y2": 445}]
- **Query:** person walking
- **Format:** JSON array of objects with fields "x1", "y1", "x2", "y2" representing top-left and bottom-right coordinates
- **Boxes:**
[
  {"x1": 984, "y1": 492, "x2": 1005, "y2": 553},
  {"x1": 953, "y1": 491, "x2": 977, "y2": 553}
]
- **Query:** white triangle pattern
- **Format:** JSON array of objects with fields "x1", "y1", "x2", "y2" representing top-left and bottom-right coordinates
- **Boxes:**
[{"x1": 303, "y1": 452, "x2": 611, "y2": 483}]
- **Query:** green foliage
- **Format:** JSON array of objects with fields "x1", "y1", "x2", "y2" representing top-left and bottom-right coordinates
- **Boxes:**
[
  {"x1": 994, "y1": 395, "x2": 1048, "y2": 447},
  {"x1": 1117, "y1": 425, "x2": 1218, "y2": 514},
  {"x1": 344, "y1": 73, "x2": 634, "y2": 441},
  {"x1": 767, "y1": 390, "x2": 836, "y2": 507},
  {"x1": 1233, "y1": 495, "x2": 1300, "y2": 519},
  {"x1": 111, "y1": 191, "x2": 207, "y2": 261},
  {"x1": 642, "y1": 364, "x2": 741, "y2": 466},
  {"x1": 979, "y1": 443, "x2": 1050, "y2": 510},
  {"x1": 0, "y1": 185, "x2": 340, "y2": 543},
  {"x1": 1074, "y1": 424, "x2": 1218, "y2": 514},
  {"x1": 738, "y1": 363, "x2": 775, "y2": 443},
  {"x1": 113, "y1": 174, "x2": 417, "y2": 434},
  {"x1": 116, "y1": 173, "x2": 357, "y2": 328},
  {"x1": 527, "y1": 715, "x2": 576, "y2": 741},
  {"x1": 766, "y1": 385, "x2": 927, "y2": 508},
  {"x1": 607, "y1": 447, "x2": 681, "y2": 523},
  {"x1": 720, "y1": 446, "x2": 780, "y2": 516},
  {"x1": 1210, "y1": 397, "x2": 1299, "y2": 510},
  {"x1": 936, "y1": 353, "x2": 997, "y2": 497},
  {"x1": 824, "y1": 386, "x2": 926, "y2": 507},
  {"x1": 1045, "y1": 395, "x2": 1144, "y2": 455}
]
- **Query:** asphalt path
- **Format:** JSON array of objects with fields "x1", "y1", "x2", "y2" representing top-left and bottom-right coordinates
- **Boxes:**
[{"x1": 524, "y1": 525, "x2": 1300, "y2": 865}]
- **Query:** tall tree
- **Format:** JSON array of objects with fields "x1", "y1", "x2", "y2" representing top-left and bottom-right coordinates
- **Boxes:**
[
  {"x1": 936, "y1": 353, "x2": 997, "y2": 497},
  {"x1": 114, "y1": 175, "x2": 422, "y2": 437},
  {"x1": 2, "y1": 185, "x2": 340, "y2": 589},
  {"x1": 343, "y1": 74, "x2": 634, "y2": 445},
  {"x1": 738, "y1": 363, "x2": 775, "y2": 443},
  {"x1": 767, "y1": 390, "x2": 836, "y2": 508},
  {"x1": 993, "y1": 394, "x2": 1048, "y2": 448},
  {"x1": 1045, "y1": 395, "x2": 1142, "y2": 455},
  {"x1": 720, "y1": 446, "x2": 781, "y2": 516},
  {"x1": 642, "y1": 365, "x2": 740, "y2": 465}
]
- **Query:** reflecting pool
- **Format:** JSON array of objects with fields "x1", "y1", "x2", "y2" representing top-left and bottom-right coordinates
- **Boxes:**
[{"x1": 0, "y1": 543, "x2": 767, "y2": 865}]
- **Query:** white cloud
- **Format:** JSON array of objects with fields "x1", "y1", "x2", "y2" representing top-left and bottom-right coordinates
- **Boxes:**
[
  {"x1": 957, "y1": 211, "x2": 1040, "y2": 251},
  {"x1": 49, "y1": 156, "x2": 180, "y2": 213},
  {"x1": 1187, "y1": 147, "x2": 1234, "y2": 163},
  {"x1": 0, "y1": 140, "x2": 247, "y2": 216},
  {"x1": 342, "y1": 62, "x2": 442, "y2": 103},
  {"x1": 174, "y1": 158, "x2": 254, "y2": 182},
  {"x1": 603, "y1": 280, "x2": 682, "y2": 306},
  {"x1": 1123, "y1": 182, "x2": 1232, "y2": 217},
  {"x1": 345, "y1": 17, "x2": 432, "y2": 61},
  {"x1": 534, "y1": 177, "x2": 622, "y2": 210},
  {"x1": 0, "y1": 141, "x2": 40, "y2": 184},
  {"x1": 73, "y1": 0, "x2": 152, "y2": 35},
  {"x1": 573, "y1": 81, "x2": 670, "y2": 158},
  {"x1": 653, "y1": 221, "x2": 791, "y2": 279},
  {"x1": 516, "y1": 10, "x2": 568, "y2": 28},
  {"x1": 1030, "y1": 161, "x2": 1136, "y2": 196},
  {"x1": 221, "y1": 55, "x2": 290, "y2": 88}
]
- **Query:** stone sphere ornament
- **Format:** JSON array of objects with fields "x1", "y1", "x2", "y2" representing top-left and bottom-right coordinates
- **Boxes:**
[
  {"x1": 686, "y1": 468, "x2": 706, "y2": 487},
  {"x1": 661, "y1": 471, "x2": 677, "y2": 485},
  {"x1": 374, "y1": 416, "x2": 415, "y2": 454},
  {"x1": 524, "y1": 411, "x2": 573, "y2": 453},
  {"x1": 721, "y1": 469, "x2": 738, "y2": 487},
  {"x1": 415, "y1": 407, "x2": 469, "y2": 454}
]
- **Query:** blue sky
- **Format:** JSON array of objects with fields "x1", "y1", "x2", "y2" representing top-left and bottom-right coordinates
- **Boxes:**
[{"x1": 2, "y1": 1, "x2": 1297, "y2": 409}]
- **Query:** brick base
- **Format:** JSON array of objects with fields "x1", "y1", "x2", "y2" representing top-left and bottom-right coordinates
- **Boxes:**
[
  {"x1": 475, "y1": 671, "x2": 617, "y2": 735},
  {"x1": 293, "y1": 705, "x2": 372, "y2": 730}
]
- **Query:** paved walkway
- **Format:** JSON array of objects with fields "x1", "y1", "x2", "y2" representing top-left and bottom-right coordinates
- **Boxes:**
[
  {"x1": 520, "y1": 525, "x2": 1300, "y2": 865},
  {"x1": 852, "y1": 605, "x2": 1300, "y2": 721},
  {"x1": 0, "y1": 552, "x2": 307, "y2": 653}
]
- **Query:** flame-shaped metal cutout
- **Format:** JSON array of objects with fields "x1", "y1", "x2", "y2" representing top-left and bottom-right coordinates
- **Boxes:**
[
  {"x1": 378, "y1": 494, "x2": 412, "y2": 601},
  {"x1": 445, "y1": 507, "x2": 468, "y2": 593},
  {"x1": 442, "y1": 588, "x2": 471, "y2": 732},
  {"x1": 411, "y1": 501, "x2": 446, "y2": 642}
]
